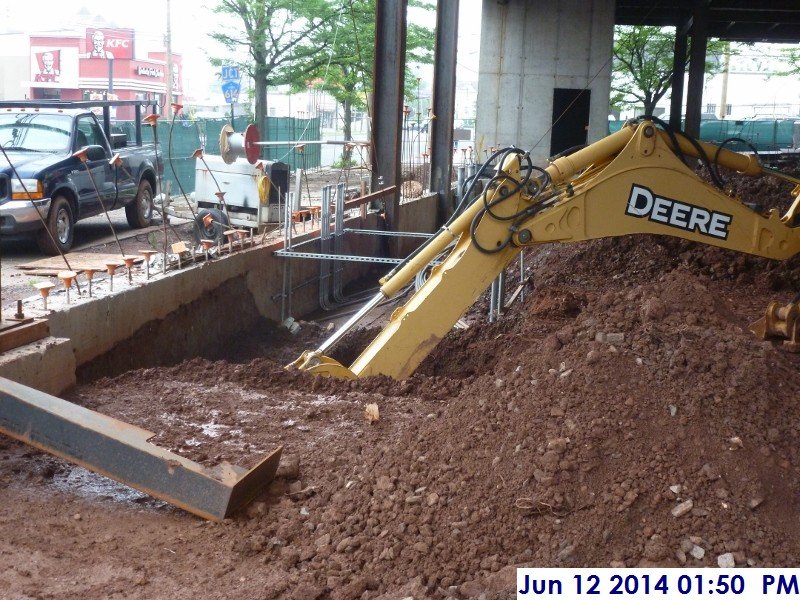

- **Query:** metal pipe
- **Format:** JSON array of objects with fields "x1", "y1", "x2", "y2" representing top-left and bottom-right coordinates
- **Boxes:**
[
  {"x1": 344, "y1": 228, "x2": 430, "y2": 238},
  {"x1": 295, "y1": 168, "x2": 302, "y2": 210},
  {"x1": 317, "y1": 292, "x2": 384, "y2": 355},
  {"x1": 488, "y1": 278, "x2": 498, "y2": 323},
  {"x1": 497, "y1": 270, "x2": 506, "y2": 317},
  {"x1": 319, "y1": 185, "x2": 332, "y2": 310},
  {"x1": 333, "y1": 183, "x2": 345, "y2": 303}
]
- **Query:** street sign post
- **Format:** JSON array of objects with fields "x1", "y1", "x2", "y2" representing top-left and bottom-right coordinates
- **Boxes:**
[
  {"x1": 221, "y1": 80, "x2": 241, "y2": 103},
  {"x1": 221, "y1": 66, "x2": 240, "y2": 81},
  {"x1": 220, "y1": 65, "x2": 241, "y2": 127}
]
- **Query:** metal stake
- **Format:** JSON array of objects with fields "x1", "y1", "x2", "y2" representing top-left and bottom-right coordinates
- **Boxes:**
[
  {"x1": 84, "y1": 269, "x2": 97, "y2": 298},
  {"x1": 106, "y1": 263, "x2": 118, "y2": 292},
  {"x1": 140, "y1": 250, "x2": 157, "y2": 280},
  {"x1": 34, "y1": 282, "x2": 55, "y2": 311},
  {"x1": 58, "y1": 271, "x2": 76, "y2": 305},
  {"x1": 123, "y1": 257, "x2": 136, "y2": 285}
]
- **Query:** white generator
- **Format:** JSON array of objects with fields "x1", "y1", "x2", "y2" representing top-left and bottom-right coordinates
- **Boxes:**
[{"x1": 194, "y1": 155, "x2": 289, "y2": 227}]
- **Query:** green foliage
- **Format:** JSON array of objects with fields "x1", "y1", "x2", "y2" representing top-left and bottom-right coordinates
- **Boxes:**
[
  {"x1": 208, "y1": 0, "x2": 342, "y2": 138},
  {"x1": 777, "y1": 47, "x2": 800, "y2": 76},
  {"x1": 612, "y1": 25, "x2": 729, "y2": 114},
  {"x1": 208, "y1": 0, "x2": 435, "y2": 142},
  {"x1": 292, "y1": 0, "x2": 435, "y2": 139},
  {"x1": 332, "y1": 153, "x2": 357, "y2": 169}
]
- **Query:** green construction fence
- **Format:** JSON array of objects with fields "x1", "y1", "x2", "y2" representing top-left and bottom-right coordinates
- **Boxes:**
[
  {"x1": 110, "y1": 116, "x2": 321, "y2": 195},
  {"x1": 608, "y1": 117, "x2": 798, "y2": 152}
]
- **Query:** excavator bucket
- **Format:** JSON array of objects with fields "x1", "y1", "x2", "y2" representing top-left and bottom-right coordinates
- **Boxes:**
[
  {"x1": 750, "y1": 301, "x2": 800, "y2": 352},
  {"x1": 287, "y1": 350, "x2": 358, "y2": 379}
]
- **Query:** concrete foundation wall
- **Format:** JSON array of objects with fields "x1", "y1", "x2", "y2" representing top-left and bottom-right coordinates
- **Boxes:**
[
  {"x1": 0, "y1": 195, "x2": 440, "y2": 393},
  {"x1": 475, "y1": 0, "x2": 614, "y2": 165},
  {"x1": 0, "y1": 338, "x2": 75, "y2": 395}
]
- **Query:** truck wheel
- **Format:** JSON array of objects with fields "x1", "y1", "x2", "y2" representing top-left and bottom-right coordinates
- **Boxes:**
[
  {"x1": 193, "y1": 208, "x2": 228, "y2": 245},
  {"x1": 36, "y1": 196, "x2": 74, "y2": 255},
  {"x1": 126, "y1": 180, "x2": 154, "y2": 228}
]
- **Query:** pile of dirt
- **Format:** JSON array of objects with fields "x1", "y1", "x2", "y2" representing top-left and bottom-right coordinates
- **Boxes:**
[{"x1": 3, "y1": 167, "x2": 800, "y2": 598}]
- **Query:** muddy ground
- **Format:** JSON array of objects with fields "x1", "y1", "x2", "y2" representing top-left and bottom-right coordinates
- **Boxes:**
[{"x1": 1, "y1": 165, "x2": 800, "y2": 598}]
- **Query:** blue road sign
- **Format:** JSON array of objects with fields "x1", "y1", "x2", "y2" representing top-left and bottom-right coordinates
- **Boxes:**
[
  {"x1": 221, "y1": 80, "x2": 241, "y2": 103},
  {"x1": 221, "y1": 65, "x2": 240, "y2": 81}
]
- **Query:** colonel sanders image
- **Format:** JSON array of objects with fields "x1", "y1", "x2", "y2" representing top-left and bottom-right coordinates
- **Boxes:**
[
  {"x1": 88, "y1": 30, "x2": 114, "y2": 59},
  {"x1": 34, "y1": 51, "x2": 60, "y2": 82}
]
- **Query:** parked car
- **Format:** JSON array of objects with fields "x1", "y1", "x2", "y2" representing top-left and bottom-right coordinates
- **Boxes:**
[{"x1": 0, "y1": 100, "x2": 162, "y2": 254}]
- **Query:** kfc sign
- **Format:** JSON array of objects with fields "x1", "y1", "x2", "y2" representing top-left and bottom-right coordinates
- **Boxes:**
[
  {"x1": 85, "y1": 28, "x2": 134, "y2": 60},
  {"x1": 34, "y1": 50, "x2": 61, "y2": 82},
  {"x1": 31, "y1": 45, "x2": 79, "y2": 88}
]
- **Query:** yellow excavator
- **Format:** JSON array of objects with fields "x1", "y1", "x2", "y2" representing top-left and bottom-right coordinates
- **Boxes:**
[{"x1": 289, "y1": 118, "x2": 800, "y2": 379}]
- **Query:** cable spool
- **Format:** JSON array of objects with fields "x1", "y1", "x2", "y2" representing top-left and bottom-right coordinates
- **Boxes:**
[{"x1": 219, "y1": 123, "x2": 261, "y2": 165}]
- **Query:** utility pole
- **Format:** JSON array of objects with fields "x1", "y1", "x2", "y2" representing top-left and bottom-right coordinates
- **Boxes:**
[
  {"x1": 719, "y1": 46, "x2": 731, "y2": 119},
  {"x1": 165, "y1": 0, "x2": 173, "y2": 118}
]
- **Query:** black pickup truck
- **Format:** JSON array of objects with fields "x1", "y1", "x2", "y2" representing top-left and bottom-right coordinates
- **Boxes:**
[{"x1": 0, "y1": 100, "x2": 162, "y2": 254}]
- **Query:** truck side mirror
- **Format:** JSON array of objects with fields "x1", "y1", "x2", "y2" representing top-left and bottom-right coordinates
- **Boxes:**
[
  {"x1": 110, "y1": 133, "x2": 128, "y2": 149},
  {"x1": 82, "y1": 145, "x2": 107, "y2": 161}
]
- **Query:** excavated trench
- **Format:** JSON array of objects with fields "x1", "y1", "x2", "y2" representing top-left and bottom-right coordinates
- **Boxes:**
[{"x1": 2, "y1": 168, "x2": 800, "y2": 598}]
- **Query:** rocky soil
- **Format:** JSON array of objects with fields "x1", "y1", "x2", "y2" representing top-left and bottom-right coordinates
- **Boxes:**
[{"x1": 0, "y1": 166, "x2": 800, "y2": 598}]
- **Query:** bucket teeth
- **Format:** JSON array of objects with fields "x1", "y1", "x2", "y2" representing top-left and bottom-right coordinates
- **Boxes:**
[
  {"x1": 286, "y1": 351, "x2": 357, "y2": 379},
  {"x1": 750, "y1": 301, "x2": 800, "y2": 352}
]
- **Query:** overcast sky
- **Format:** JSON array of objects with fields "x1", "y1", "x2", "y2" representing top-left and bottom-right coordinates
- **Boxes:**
[{"x1": 3, "y1": 1, "x2": 482, "y2": 102}]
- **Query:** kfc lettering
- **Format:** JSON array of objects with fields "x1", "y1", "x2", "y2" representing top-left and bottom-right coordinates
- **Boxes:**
[{"x1": 85, "y1": 28, "x2": 134, "y2": 60}]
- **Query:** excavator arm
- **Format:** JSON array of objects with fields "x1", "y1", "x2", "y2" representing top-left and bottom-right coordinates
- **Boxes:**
[{"x1": 289, "y1": 120, "x2": 800, "y2": 380}]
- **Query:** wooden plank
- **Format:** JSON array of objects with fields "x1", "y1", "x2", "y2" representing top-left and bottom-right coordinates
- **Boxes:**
[
  {"x1": 0, "y1": 320, "x2": 49, "y2": 353},
  {"x1": 10, "y1": 269, "x2": 67, "y2": 278},
  {"x1": 0, "y1": 318, "x2": 34, "y2": 332},
  {"x1": 504, "y1": 284, "x2": 526, "y2": 310},
  {"x1": 17, "y1": 253, "x2": 144, "y2": 272}
]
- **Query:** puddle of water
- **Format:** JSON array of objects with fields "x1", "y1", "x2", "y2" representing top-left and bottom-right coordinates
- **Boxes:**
[
  {"x1": 311, "y1": 394, "x2": 341, "y2": 406},
  {"x1": 51, "y1": 466, "x2": 162, "y2": 508},
  {"x1": 199, "y1": 422, "x2": 228, "y2": 438}
]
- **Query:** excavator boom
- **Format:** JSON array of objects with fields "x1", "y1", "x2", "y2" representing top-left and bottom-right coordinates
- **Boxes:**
[{"x1": 290, "y1": 120, "x2": 800, "y2": 380}]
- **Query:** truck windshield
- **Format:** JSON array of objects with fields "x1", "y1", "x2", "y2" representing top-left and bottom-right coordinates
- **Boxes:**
[{"x1": 0, "y1": 113, "x2": 72, "y2": 153}]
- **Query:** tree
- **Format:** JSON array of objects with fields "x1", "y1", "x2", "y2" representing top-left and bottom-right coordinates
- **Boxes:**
[
  {"x1": 209, "y1": 0, "x2": 341, "y2": 140},
  {"x1": 777, "y1": 47, "x2": 800, "y2": 76},
  {"x1": 612, "y1": 25, "x2": 728, "y2": 115},
  {"x1": 291, "y1": 0, "x2": 435, "y2": 144}
]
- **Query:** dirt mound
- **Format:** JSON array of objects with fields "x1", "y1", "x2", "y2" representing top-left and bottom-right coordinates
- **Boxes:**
[
  {"x1": 5, "y1": 167, "x2": 800, "y2": 598},
  {"x1": 43, "y1": 264, "x2": 800, "y2": 599}
]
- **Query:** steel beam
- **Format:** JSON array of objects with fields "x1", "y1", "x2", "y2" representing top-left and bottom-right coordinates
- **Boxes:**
[
  {"x1": 371, "y1": 0, "x2": 407, "y2": 250},
  {"x1": 429, "y1": 0, "x2": 460, "y2": 222},
  {"x1": 685, "y1": 1, "x2": 709, "y2": 138},
  {"x1": 344, "y1": 228, "x2": 432, "y2": 238},
  {"x1": 669, "y1": 20, "x2": 689, "y2": 131},
  {"x1": 0, "y1": 377, "x2": 282, "y2": 522},
  {"x1": 275, "y1": 249, "x2": 404, "y2": 265}
]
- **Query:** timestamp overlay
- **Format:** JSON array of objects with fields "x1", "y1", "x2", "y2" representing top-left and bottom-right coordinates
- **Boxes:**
[{"x1": 517, "y1": 568, "x2": 800, "y2": 599}]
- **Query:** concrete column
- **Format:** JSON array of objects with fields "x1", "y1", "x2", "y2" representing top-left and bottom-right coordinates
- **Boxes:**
[{"x1": 475, "y1": 0, "x2": 615, "y2": 166}]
